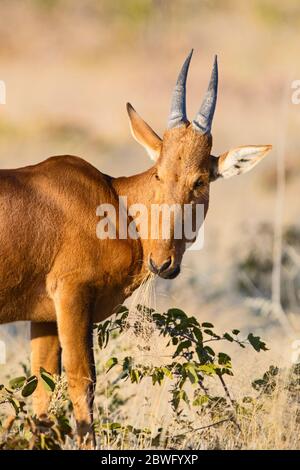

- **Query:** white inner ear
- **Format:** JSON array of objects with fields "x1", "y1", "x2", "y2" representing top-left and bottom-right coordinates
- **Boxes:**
[
  {"x1": 128, "y1": 117, "x2": 161, "y2": 162},
  {"x1": 144, "y1": 146, "x2": 160, "y2": 162},
  {"x1": 219, "y1": 145, "x2": 271, "y2": 179}
]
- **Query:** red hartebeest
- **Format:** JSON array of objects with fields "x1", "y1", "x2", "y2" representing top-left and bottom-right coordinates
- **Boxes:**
[{"x1": 0, "y1": 50, "x2": 271, "y2": 445}]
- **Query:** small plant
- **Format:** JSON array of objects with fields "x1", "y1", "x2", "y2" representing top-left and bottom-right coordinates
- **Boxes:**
[
  {"x1": 0, "y1": 369, "x2": 71, "y2": 449},
  {"x1": 96, "y1": 304, "x2": 268, "y2": 444},
  {"x1": 4, "y1": 305, "x2": 295, "y2": 450}
]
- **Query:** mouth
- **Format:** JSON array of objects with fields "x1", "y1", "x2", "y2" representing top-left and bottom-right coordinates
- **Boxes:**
[{"x1": 158, "y1": 264, "x2": 181, "y2": 279}]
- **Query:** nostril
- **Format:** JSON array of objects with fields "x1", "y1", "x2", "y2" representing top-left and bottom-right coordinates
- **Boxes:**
[
  {"x1": 149, "y1": 256, "x2": 158, "y2": 274},
  {"x1": 148, "y1": 256, "x2": 172, "y2": 275},
  {"x1": 158, "y1": 257, "x2": 172, "y2": 273}
]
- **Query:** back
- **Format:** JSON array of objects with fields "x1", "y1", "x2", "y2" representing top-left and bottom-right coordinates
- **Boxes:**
[{"x1": 0, "y1": 155, "x2": 116, "y2": 321}]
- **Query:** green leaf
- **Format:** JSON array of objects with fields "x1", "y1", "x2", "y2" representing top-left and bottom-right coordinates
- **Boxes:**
[
  {"x1": 9, "y1": 376, "x2": 26, "y2": 390},
  {"x1": 173, "y1": 340, "x2": 192, "y2": 358},
  {"x1": 252, "y1": 378, "x2": 266, "y2": 391},
  {"x1": 218, "y1": 352, "x2": 231, "y2": 365},
  {"x1": 167, "y1": 308, "x2": 187, "y2": 319},
  {"x1": 193, "y1": 327, "x2": 203, "y2": 344},
  {"x1": 204, "y1": 345, "x2": 215, "y2": 357},
  {"x1": 40, "y1": 368, "x2": 56, "y2": 392},
  {"x1": 152, "y1": 368, "x2": 165, "y2": 386},
  {"x1": 196, "y1": 345, "x2": 211, "y2": 363},
  {"x1": 232, "y1": 329, "x2": 240, "y2": 335},
  {"x1": 97, "y1": 320, "x2": 111, "y2": 349},
  {"x1": 223, "y1": 333, "x2": 234, "y2": 342},
  {"x1": 172, "y1": 389, "x2": 189, "y2": 410},
  {"x1": 21, "y1": 375, "x2": 38, "y2": 397},
  {"x1": 268, "y1": 365, "x2": 279, "y2": 376},
  {"x1": 181, "y1": 390, "x2": 189, "y2": 405},
  {"x1": 193, "y1": 394, "x2": 209, "y2": 406},
  {"x1": 106, "y1": 357, "x2": 118, "y2": 373},
  {"x1": 248, "y1": 333, "x2": 268, "y2": 352},
  {"x1": 162, "y1": 367, "x2": 173, "y2": 379},
  {"x1": 130, "y1": 369, "x2": 141, "y2": 383},
  {"x1": 199, "y1": 364, "x2": 218, "y2": 375},
  {"x1": 57, "y1": 415, "x2": 72, "y2": 435},
  {"x1": 111, "y1": 422, "x2": 122, "y2": 430},
  {"x1": 184, "y1": 363, "x2": 199, "y2": 384},
  {"x1": 153, "y1": 313, "x2": 165, "y2": 324},
  {"x1": 202, "y1": 322, "x2": 214, "y2": 328},
  {"x1": 204, "y1": 329, "x2": 220, "y2": 339},
  {"x1": 115, "y1": 305, "x2": 129, "y2": 315}
]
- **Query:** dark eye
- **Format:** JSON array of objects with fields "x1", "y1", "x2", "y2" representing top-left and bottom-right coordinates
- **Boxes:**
[
  {"x1": 155, "y1": 174, "x2": 160, "y2": 181},
  {"x1": 193, "y1": 179, "x2": 204, "y2": 189}
]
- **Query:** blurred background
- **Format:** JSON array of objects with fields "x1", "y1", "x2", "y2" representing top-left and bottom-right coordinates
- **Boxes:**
[{"x1": 0, "y1": 0, "x2": 300, "y2": 378}]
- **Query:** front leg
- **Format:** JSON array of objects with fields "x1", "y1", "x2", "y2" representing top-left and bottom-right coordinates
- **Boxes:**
[
  {"x1": 31, "y1": 322, "x2": 61, "y2": 417},
  {"x1": 53, "y1": 282, "x2": 96, "y2": 448}
]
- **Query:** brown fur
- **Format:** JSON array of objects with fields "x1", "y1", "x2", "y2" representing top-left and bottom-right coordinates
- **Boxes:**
[{"x1": 0, "y1": 110, "x2": 271, "y2": 446}]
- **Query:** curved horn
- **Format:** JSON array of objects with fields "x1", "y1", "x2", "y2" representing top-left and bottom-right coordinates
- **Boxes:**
[
  {"x1": 168, "y1": 49, "x2": 193, "y2": 129},
  {"x1": 192, "y1": 55, "x2": 218, "y2": 134}
]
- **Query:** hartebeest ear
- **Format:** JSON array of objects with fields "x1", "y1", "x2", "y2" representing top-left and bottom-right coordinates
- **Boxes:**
[
  {"x1": 210, "y1": 145, "x2": 272, "y2": 181},
  {"x1": 126, "y1": 103, "x2": 162, "y2": 161}
]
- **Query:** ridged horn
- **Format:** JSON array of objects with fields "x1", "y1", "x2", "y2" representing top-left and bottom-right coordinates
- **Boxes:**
[
  {"x1": 192, "y1": 55, "x2": 218, "y2": 134},
  {"x1": 167, "y1": 49, "x2": 193, "y2": 129}
]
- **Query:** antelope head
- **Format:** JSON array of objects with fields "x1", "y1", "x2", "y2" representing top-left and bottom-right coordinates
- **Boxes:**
[{"x1": 126, "y1": 50, "x2": 272, "y2": 279}]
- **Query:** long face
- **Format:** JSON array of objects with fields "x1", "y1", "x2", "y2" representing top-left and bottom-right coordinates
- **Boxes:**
[
  {"x1": 145, "y1": 127, "x2": 212, "y2": 278},
  {"x1": 127, "y1": 51, "x2": 272, "y2": 279}
]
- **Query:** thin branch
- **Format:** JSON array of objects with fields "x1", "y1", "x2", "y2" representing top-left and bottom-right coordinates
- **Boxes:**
[
  {"x1": 172, "y1": 418, "x2": 232, "y2": 438},
  {"x1": 217, "y1": 373, "x2": 241, "y2": 433},
  {"x1": 271, "y1": 78, "x2": 294, "y2": 336}
]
